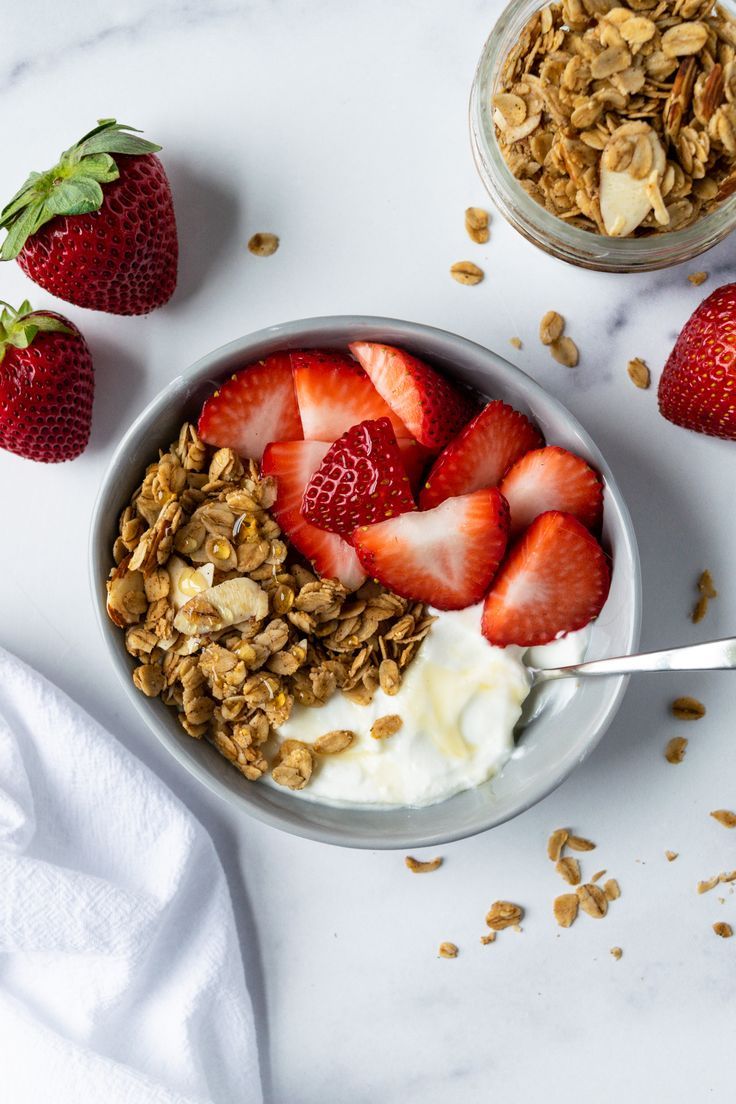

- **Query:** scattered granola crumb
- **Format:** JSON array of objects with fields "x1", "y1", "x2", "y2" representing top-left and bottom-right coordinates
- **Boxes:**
[
  {"x1": 692, "y1": 569, "x2": 717, "y2": 622},
  {"x1": 450, "y1": 260, "x2": 484, "y2": 285},
  {"x1": 509, "y1": 336, "x2": 523, "y2": 350},
  {"x1": 567, "y1": 835, "x2": 596, "y2": 852},
  {"x1": 371, "y1": 714, "x2": 403, "y2": 740},
  {"x1": 665, "y1": 850, "x2": 679, "y2": 862},
  {"x1": 713, "y1": 922, "x2": 733, "y2": 938},
  {"x1": 405, "y1": 856, "x2": 442, "y2": 874},
  {"x1": 671, "y1": 696, "x2": 705, "y2": 720},
  {"x1": 577, "y1": 883, "x2": 608, "y2": 918},
  {"x1": 539, "y1": 310, "x2": 565, "y2": 346},
  {"x1": 438, "y1": 941, "x2": 459, "y2": 958},
  {"x1": 720, "y1": 870, "x2": 736, "y2": 883},
  {"x1": 627, "y1": 357, "x2": 650, "y2": 389},
  {"x1": 610, "y1": 946, "x2": 623, "y2": 960},
  {"x1": 465, "y1": 206, "x2": 490, "y2": 244},
  {"x1": 247, "y1": 232, "x2": 279, "y2": 257},
  {"x1": 547, "y1": 827, "x2": 569, "y2": 861},
  {"x1": 591, "y1": 869, "x2": 607, "y2": 882},
  {"x1": 603, "y1": 878, "x2": 621, "y2": 901},
  {"x1": 711, "y1": 809, "x2": 736, "y2": 828},
  {"x1": 688, "y1": 271, "x2": 708, "y2": 286},
  {"x1": 313, "y1": 729, "x2": 354, "y2": 755},
  {"x1": 486, "y1": 900, "x2": 524, "y2": 930},
  {"x1": 665, "y1": 736, "x2": 688, "y2": 764},
  {"x1": 553, "y1": 893, "x2": 579, "y2": 928},
  {"x1": 556, "y1": 857, "x2": 581, "y2": 886},
  {"x1": 480, "y1": 932, "x2": 496, "y2": 945},
  {"x1": 550, "y1": 336, "x2": 579, "y2": 367},
  {"x1": 698, "y1": 875, "x2": 720, "y2": 894},
  {"x1": 512, "y1": 923, "x2": 523, "y2": 933}
]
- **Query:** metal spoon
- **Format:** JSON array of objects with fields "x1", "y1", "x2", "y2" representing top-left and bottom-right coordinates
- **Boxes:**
[{"x1": 526, "y1": 637, "x2": 736, "y2": 687}]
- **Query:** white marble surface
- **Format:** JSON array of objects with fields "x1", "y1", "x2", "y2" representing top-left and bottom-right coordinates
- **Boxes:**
[{"x1": 3, "y1": 1, "x2": 736, "y2": 1099}]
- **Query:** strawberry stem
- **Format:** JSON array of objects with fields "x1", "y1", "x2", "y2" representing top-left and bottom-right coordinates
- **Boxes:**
[{"x1": 0, "y1": 119, "x2": 162, "y2": 261}]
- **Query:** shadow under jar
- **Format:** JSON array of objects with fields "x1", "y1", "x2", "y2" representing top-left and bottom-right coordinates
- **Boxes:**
[{"x1": 470, "y1": 0, "x2": 736, "y2": 272}]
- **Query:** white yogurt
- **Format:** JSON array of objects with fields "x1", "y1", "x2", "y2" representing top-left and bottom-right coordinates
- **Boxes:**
[{"x1": 265, "y1": 604, "x2": 589, "y2": 808}]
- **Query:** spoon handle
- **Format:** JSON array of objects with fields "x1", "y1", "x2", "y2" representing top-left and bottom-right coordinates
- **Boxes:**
[{"x1": 532, "y1": 637, "x2": 736, "y2": 683}]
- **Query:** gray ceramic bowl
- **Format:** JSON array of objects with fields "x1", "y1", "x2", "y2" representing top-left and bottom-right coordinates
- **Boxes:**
[{"x1": 90, "y1": 316, "x2": 641, "y2": 849}]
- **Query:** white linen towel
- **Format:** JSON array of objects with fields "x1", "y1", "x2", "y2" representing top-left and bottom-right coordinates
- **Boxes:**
[{"x1": 0, "y1": 645, "x2": 262, "y2": 1104}]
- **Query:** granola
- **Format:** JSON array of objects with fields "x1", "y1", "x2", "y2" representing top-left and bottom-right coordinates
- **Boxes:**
[
  {"x1": 492, "y1": 0, "x2": 736, "y2": 237},
  {"x1": 247, "y1": 232, "x2": 279, "y2": 256},
  {"x1": 106, "y1": 422, "x2": 432, "y2": 789},
  {"x1": 450, "y1": 260, "x2": 485, "y2": 284},
  {"x1": 465, "y1": 206, "x2": 491, "y2": 242}
]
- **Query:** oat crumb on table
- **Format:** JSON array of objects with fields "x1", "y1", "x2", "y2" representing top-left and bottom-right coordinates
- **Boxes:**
[
  {"x1": 509, "y1": 336, "x2": 523, "y2": 350},
  {"x1": 688, "y1": 271, "x2": 709, "y2": 286},
  {"x1": 692, "y1": 569, "x2": 717, "y2": 622},
  {"x1": 710, "y1": 809, "x2": 736, "y2": 828},
  {"x1": 405, "y1": 856, "x2": 442, "y2": 874},
  {"x1": 671, "y1": 696, "x2": 705, "y2": 720},
  {"x1": 438, "y1": 942, "x2": 459, "y2": 958},
  {"x1": 713, "y1": 922, "x2": 733, "y2": 938},
  {"x1": 465, "y1": 206, "x2": 490, "y2": 243},
  {"x1": 610, "y1": 946, "x2": 623, "y2": 960},
  {"x1": 450, "y1": 260, "x2": 484, "y2": 285},
  {"x1": 665, "y1": 850, "x2": 679, "y2": 862},
  {"x1": 627, "y1": 357, "x2": 650, "y2": 389},
  {"x1": 486, "y1": 900, "x2": 524, "y2": 931},
  {"x1": 665, "y1": 736, "x2": 688, "y2": 764},
  {"x1": 247, "y1": 232, "x2": 279, "y2": 256}
]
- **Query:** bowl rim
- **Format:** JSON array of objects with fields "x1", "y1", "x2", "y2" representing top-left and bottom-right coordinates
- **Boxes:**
[{"x1": 89, "y1": 314, "x2": 642, "y2": 848}]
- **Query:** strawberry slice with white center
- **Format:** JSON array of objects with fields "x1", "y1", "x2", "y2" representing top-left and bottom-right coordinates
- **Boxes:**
[
  {"x1": 262, "y1": 440, "x2": 367, "y2": 591},
  {"x1": 498, "y1": 446, "x2": 603, "y2": 536},
  {"x1": 353, "y1": 489, "x2": 509, "y2": 610},
  {"x1": 291, "y1": 349, "x2": 408, "y2": 440},
  {"x1": 481, "y1": 511, "x2": 611, "y2": 647},
  {"x1": 419, "y1": 400, "x2": 543, "y2": 509},
  {"x1": 302, "y1": 418, "x2": 416, "y2": 538},
  {"x1": 198, "y1": 353, "x2": 303, "y2": 460},
  {"x1": 349, "y1": 341, "x2": 478, "y2": 450}
]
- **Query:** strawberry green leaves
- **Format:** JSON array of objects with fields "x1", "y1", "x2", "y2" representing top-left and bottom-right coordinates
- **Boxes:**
[
  {"x1": 0, "y1": 299, "x2": 72, "y2": 364},
  {"x1": 0, "y1": 119, "x2": 162, "y2": 260}
]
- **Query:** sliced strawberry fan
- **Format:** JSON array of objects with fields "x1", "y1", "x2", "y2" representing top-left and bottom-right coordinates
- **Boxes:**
[
  {"x1": 198, "y1": 353, "x2": 303, "y2": 461},
  {"x1": 350, "y1": 341, "x2": 478, "y2": 450},
  {"x1": 482, "y1": 511, "x2": 611, "y2": 647},
  {"x1": 262, "y1": 440, "x2": 367, "y2": 591},
  {"x1": 301, "y1": 417, "x2": 416, "y2": 538},
  {"x1": 420, "y1": 400, "x2": 543, "y2": 509},
  {"x1": 353, "y1": 488, "x2": 510, "y2": 610}
]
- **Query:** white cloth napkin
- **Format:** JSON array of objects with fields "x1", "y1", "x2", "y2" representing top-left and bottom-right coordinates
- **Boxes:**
[{"x1": 0, "y1": 645, "x2": 262, "y2": 1104}]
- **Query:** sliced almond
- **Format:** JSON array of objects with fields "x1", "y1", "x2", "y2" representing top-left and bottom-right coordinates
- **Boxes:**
[
  {"x1": 627, "y1": 357, "x2": 650, "y2": 389},
  {"x1": 600, "y1": 124, "x2": 666, "y2": 236},
  {"x1": 106, "y1": 556, "x2": 147, "y2": 628},
  {"x1": 493, "y1": 108, "x2": 541, "y2": 144},
  {"x1": 173, "y1": 576, "x2": 268, "y2": 635}
]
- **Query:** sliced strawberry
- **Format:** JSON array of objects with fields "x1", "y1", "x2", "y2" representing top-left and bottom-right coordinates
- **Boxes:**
[
  {"x1": 353, "y1": 489, "x2": 509, "y2": 610},
  {"x1": 262, "y1": 440, "x2": 367, "y2": 591},
  {"x1": 198, "y1": 353, "x2": 303, "y2": 460},
  {"x1": 349, "y1": 341, "x2": 477, "y2": 450},
  {"x1": 498, "y1": 446, "x2": 603, "y2": 536},
  {"x1": 397, "y1": 438, "x2": 433, "y2": 493},
  {"x1": 419, "y1": 400, "x2": 543, "y2": 509},
  {"x1": 482, "y1": 511, "x2": 610, "y2": 648},
  {"x1": 302, "y1": 418, "x2": 416, "y2": 538},
  {"x1": 291, "y1": 349, "x2": 408, "y2": 440}
]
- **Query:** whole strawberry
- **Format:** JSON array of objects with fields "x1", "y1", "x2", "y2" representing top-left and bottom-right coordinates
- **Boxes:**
[
  {"x1": 659, "y1": 283, "x2": 736, "y2": 440},
  {"x1": 0, "y1": 119, "x2": 177, "y2": 315},
  {"x1": 0, "y1": 300, "x2": 94, "y2": 462}
]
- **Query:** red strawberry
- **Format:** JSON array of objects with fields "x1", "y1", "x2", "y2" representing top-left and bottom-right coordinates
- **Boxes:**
[
  {"x1": 0, "y1": 300, "x2": 94, "y2": 462},
  {"x1": 198, "y1": 353, "x2": 303, "y2": 461},
  {"x1": 291, "y1": 349, "x2": 408, "y2": 440},
  {"x1": 302, "y1": 417, "x2": 416, "y2": 537},
  {"x1": 349, "y1": 341, "x2": 477, "y2": 450},
  {"x1": 0, "y1": 119, "x2": 177, "y2": 315},
  {"x1": 498, "y1": 446, "x2": 603, "y2": 536},
  {"x1": 396, "y1": 437, "x2": 433, "y2": 492},
  {"x1": 658, "y1": 282, "x2": 736, "y2": 439},
  {"x1": 482, "y1": 511, "x2": 610, "y2": 648},
  {"x1": 420, "y1": 400, "x2": 543, "y2": 509},
  {"x1": 262, "y1": 440, "x2": 367, "y2": 591},
  {"x1": 353, "y1": 488, "x2": 509, "y2": 610}
]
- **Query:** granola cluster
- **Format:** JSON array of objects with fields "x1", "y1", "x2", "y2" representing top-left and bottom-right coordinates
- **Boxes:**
[
  {"x1": 106, "y1": 422, "x2": 434, "y2": 788},
  {"x1": 493, "y1": 0, "x2": 736, "y2": 235}
]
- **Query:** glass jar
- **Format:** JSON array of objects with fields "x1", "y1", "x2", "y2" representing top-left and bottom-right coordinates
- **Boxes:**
[{"x1": 469, "y1": 0, "x2": 736, "y2": 273}]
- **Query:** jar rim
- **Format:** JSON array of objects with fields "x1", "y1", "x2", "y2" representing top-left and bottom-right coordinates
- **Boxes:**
[{"x1": 469, "y1": 0, "x2": 736, "y2": 272}]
